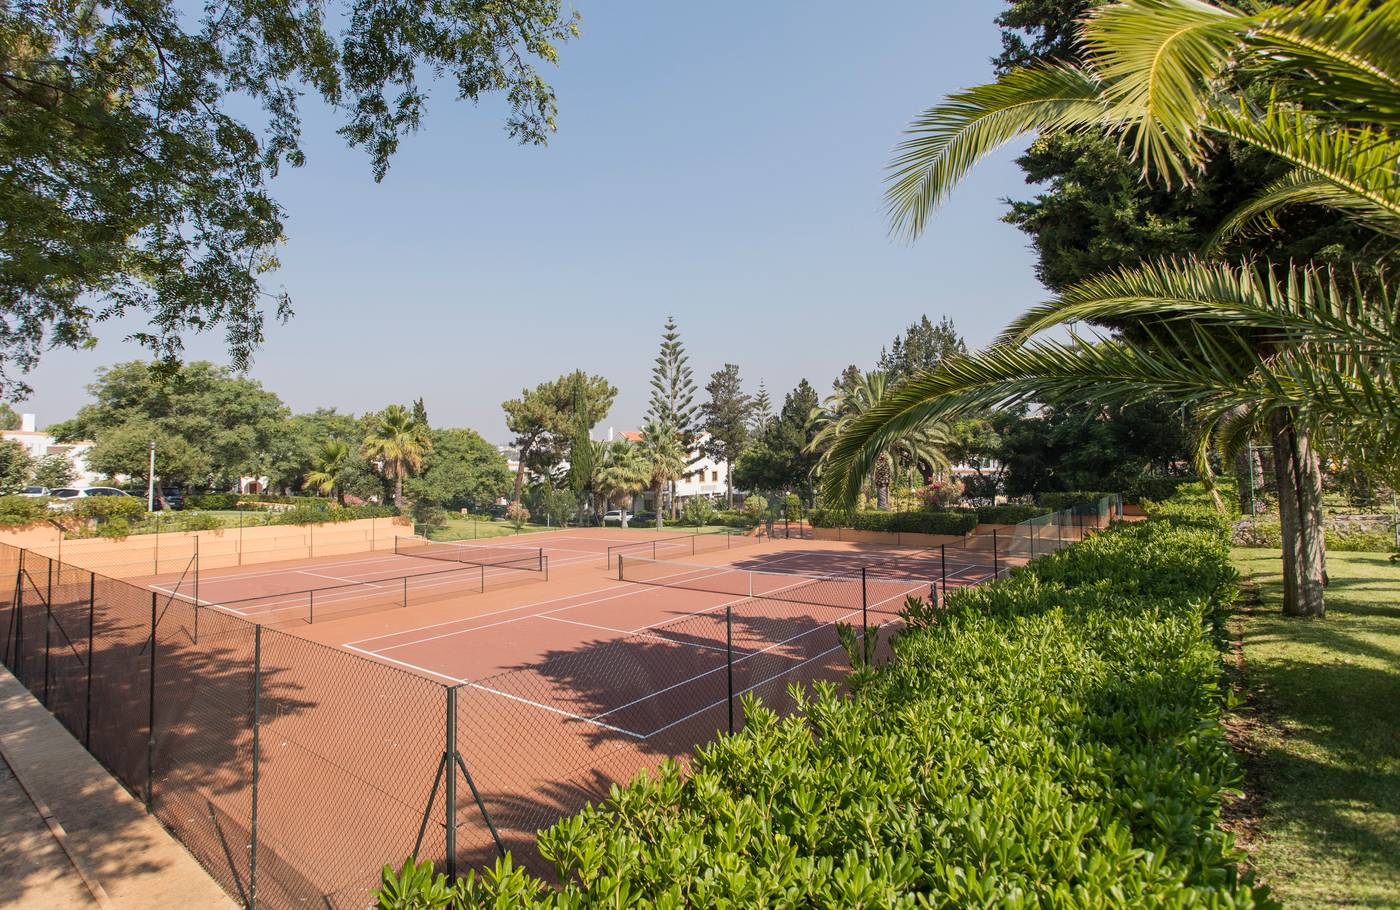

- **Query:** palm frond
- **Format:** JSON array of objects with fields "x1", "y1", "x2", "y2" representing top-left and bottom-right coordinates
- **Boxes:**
[
  {"x1": 885, "y1": 64, "x2": 1107, "y2": 241},
  {"x1": 1205, "y1": 167, "x2": 1400, "y2": 250}
]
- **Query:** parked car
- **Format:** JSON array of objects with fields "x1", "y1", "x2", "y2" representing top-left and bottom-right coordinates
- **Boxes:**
[
  {"x1": 17, "y1": 486, "x2": 49, "y2": 497},
  {"x1": 602, "y1": 509, "x2": 630, "y2": 526},
  {"x1": 631, "y1": 511, "x2": 658, "y2": 526},
  {"x1": 160, "y1": 488, "x2": 185, "y2": 510},
  {"x1": 47, "y1": 486, "x2": 136, "y2": 510}
]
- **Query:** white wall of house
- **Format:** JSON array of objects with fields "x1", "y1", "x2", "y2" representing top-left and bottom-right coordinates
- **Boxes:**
[{"x1": 2, "y1": 414, "x2": 101, "y2": 487}]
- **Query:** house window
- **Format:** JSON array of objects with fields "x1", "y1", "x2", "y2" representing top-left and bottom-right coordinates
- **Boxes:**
[{"x1": 712, "y1": 470, "x2": 719, "y2": 482}]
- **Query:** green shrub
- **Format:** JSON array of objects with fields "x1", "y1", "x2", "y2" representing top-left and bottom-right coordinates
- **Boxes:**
[
  {"x1": 808, "y1": 508, "x2": 977, "y2": 536},
  {"x1": 679, "y1": 496, "x2": 716, "y2": 527},
  {"x1": 740, "y1": 494, "x2": 767, "y2": 518},
  {"x1": 973, "y1": 502, "x2": 1045, "y2": 524},
  {"x1": 376, "y1": 500, "x2": 1270, "y2": 909},
  {"x1": 73, "y1": 496, "x2": 147, "y2": 521},
  {"x1": 0, "y1": 495, "x2": 50, "y2": 526},
  {"x1": 1036, "y1": 490, "x2": 1116, "y2": 512},
  {"x1": 1235, "y1": 518, "x2": 1398, "y2": 553},
  {"x1": 184, "y1": 492, "x2": 330, "y2": 510},
  {"x1": 268, "y1": 504, "x2": 395, "y2": 526},
  {"x1": 710, "y1": 509, "x2": 753, "y2": 529},
  {"x1": 1123, "y1": 472, "x2": 1193, "y2": 504}
]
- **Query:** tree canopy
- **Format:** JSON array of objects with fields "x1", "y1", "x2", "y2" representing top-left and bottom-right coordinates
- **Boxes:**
[{"x1": 0, "y1": 0, "x2": 579, "y2": 396}]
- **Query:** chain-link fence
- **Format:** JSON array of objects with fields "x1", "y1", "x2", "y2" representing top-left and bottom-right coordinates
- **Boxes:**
[{"x1": 0, "y1": 497, "x2": 1117, "y2": 907}]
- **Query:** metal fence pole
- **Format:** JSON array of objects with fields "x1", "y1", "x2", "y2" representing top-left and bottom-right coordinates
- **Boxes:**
[
  {"x1": 992, "y1": 529, "x2": 1000, "y2": 579},
  {"x1": 11, "y1": 551, "x2": 23, "y2": 680},
  {"x1": 43, "y1": 559, "x2": 51, "y2": 704},
  {"x1": 85, "y1": 574, "x2": 95, "y2": 748},
  {"x1": 193, "y1": 538, "x2": 200, "y2": 645},
  {"x1": 861, "y1": 566, "x2": 868, "y2": 631},
  {"x1": 445, "y1": 685, "x2": 458, "y2": 881},
  {"x1": 146, "y1": 590, "x2": 156, "y2": 810},
  {"x1": 250, "y1": 624, "x2": 261, "y2": 909},
  {"x1": 403, "y1": 576, "x2": 409, "y2": 609},
  {"x1": 308, "y1": 590, "x2": 314, "y2": 625},
  {"x1": 725, "y1": 606, "x2": 734, "y2": 735},
  {"x1": 940, "y1": 545, "x2": 947, "y2": 598}
]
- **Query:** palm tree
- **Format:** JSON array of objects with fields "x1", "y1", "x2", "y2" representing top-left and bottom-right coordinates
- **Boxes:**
[
  {"x1": 594, "y1": 439, "x2": 651, "y2": 525},
  {"x1": 303, "y1": 439, "x2": 351, "y2": 503},
  {"x1": 835, "y1": 0, "x2": 1400, "y2": 618},
  {"x1": 363, "y1": 405, "x2": 431, "y2": 508},
  {"x1": 639, "y1": 421, "x2": 686, "y2": 530},
  {"x1": 808, "y1": 371, "x2": 951, "y2": 510}
]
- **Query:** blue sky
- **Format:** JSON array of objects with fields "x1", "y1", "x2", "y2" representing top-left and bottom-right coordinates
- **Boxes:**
[{"x1": 24, "y1": 1, "x2": 1044, "y2": 440}]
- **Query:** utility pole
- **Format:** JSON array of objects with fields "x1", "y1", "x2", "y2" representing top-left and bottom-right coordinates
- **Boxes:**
[{"x1": 147, "y1": 441, "x2": 156, "y2": 512}]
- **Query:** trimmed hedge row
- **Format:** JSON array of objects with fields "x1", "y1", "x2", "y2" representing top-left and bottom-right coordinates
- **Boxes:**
[
  {"x1": 184, "y1": 492, "x2": 331, "y2": 510},
  {"x1": 808, "y1": 508, "x2": 978, "y2": 536},
  {"x1": 970, "y1": 502, "x2": 1045, "y2": 524},
  {"x1": 1036, "y1": 490, "x2": 1116, "y2": 512},
  {"x1": 379, "y1": 498, "x2": 1270, "y2": 908}
]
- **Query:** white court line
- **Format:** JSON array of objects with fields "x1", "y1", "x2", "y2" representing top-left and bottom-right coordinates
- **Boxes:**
[
  {"x1": 352, "y1": 552, "x2": 816, "y2": 655},
  {"x1": 148, "y1": 585, "x2": 215, "y2": 607},
  {"x1": 601, "y1": 585, "x2": 921, "y2": 736},
  {"x1": 462, "y1": 681, "x2": 646, "y2": 739}
]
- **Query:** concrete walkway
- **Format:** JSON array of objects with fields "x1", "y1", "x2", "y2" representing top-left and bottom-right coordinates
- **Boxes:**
[{"x1": 0, "y1": 669, "x2": 236, "y2": 910}]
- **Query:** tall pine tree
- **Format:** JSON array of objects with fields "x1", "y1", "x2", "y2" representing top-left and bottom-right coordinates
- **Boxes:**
[
  {"x1": 700, "y1": 364, "x2": 753, "y2": 507},
  {"x1": 646, "y1": 316, "x2": 700, "y2": 518}
]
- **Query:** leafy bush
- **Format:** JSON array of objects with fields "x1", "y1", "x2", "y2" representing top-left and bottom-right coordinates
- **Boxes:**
[
  {"x1": 972, "y1": 502, "x2": 1046, "y2": 524},
  {"x1": 808, "y1": 508, "x2": 977, "y2": 536},
  {"x1": 917, "y1": 478, "x2": 963, "y2": 510},
  {"x1": 1234, "y1": 518, "x2": 1397, "y2": 553},
  {"x1": 740, "y1": 494, "x2": 767, "y2": 518},
  {"x1": 782, "y1": 493, "x2": 805, "y2": 519},
  {"x1": 710, "y1": 509, "x2": 754, "y2": 529},
  {"x1": 73, "y1": 496, "x2": 147, "y2": 521},
  {"x1": 679, "y1": 496, "x2": 715, "y2": 527},
  {"x1": 377, "y1": 500, "x2": 1269, "y2": 909},
  {"x1": 184, "y1": 492, "x2": 330, "y2": 510},
  {"x1": 1036, "y1": 490, "x2": 1116, "y2": 512},
  {"x1": 506, "y1": 503, "x2": 530, "y2": 530},
  {"x1": 1124, "y1": 472, "x2": 1193, "y2": 504},
  {"x1": 0, "y1": 495, "x2": 49, "y2": 526},
  {"x1": 268, "y1": 504, "x2": 395, "y2": 526}
]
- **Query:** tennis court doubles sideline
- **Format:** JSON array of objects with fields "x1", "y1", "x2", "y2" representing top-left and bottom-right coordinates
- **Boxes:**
[{"x1": 344, "y1": 554, "x2": 930, "y2": 740}]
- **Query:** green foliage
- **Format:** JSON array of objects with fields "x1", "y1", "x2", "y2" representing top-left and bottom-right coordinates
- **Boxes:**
[
  {"x1": 73, "y1": 497, "x2": 146, "y2": 522},
  {"x1": 267, "y1": 505, "x2": 394, "y2": 526},
  {"x1": 1037, "y1": 490, "x2": 1115, "y2": 511},
  {"x1": 0, "y1": 495, "x2": 49, "y2": 526},
  {"x1": 699, "y1": 363, "x2": 751, "y2": 502},
  {"x1": 679, "y1": 496, "x2": 716, "y2": 527},
  {"x1": 63, "y1": 362, "x2": 288, "y2": 488},
  {"x1": 506, "y1": 502, "x2": 530, "y2": 530},
  {"x1": 404, "y1": 428, "x2": 512, "y2": 512},
  {"x1": 0, "y1": 439, "x2": 33, "y2": 493},
  {"x1": 1235, "y1": 519, "x2": 1398, "y2": 555},
  {"x1": 184, "y1": 493, "x2": 327, "y2": 510},
  {"x1": 732, "y1": 380, "x2": 821, "y2": 497},
  {"x1": 378, "y1": 505, "x2": 1268, "y2": 908},
  {"x1": 1, "y1": 0, "x2": 578, "y2": 395},
  {"x1": 528, "y1": 487, "x2": 578, "y2": 527},
  {"x1": 739, "y1": 494, "x2": 767, "y2": 519},
  {"x1": 503, "y1": 372, "x2": 618, "y2": 493},
  {"x1": 808, "y1": 508, "x2": 978, "y2": 536},
  {"x1": 0, "y1": 403, "x2": 20, "y2": 430},
  {"x1": 917, "y1": 478, "x2": 963, "y2": 510},
  {"x1": 376, "y1": 858, "x2": 452, "y2": 910},
  {"x1": 30, "y1": 455, "x2": 75, "y2": 489},
  {"x1": 973, "y1": 503, "x2": 1046, "y2": 524},
  {"x1": 874, "y1": 314, "x2": 968, "y2": 383}
]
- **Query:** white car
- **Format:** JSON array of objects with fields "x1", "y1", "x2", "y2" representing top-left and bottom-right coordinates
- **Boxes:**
[
  {"x1": 17, "y1": 486, "x2": 49, "y2": 497},
  {"x1": 47, "y1": 486, "x2": 135, "y2": 510},
  {"x1": 602, "y1": 509, "x2": 630, "y2": 526}
]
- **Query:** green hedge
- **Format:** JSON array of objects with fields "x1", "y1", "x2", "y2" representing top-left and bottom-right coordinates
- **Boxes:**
[
  {"x1": 184, "y1": 492, "x2": 331, "y2": 510},
  {"x1": 1036, "y1": 490, "x2": 1116, "y2": 512},
  {"x1": 268, "y1": 504, "x2": 396, "y2": 525},
  {"x1": 379, "y1": 497, "x2": 1267, "y2": 908},
  {"x1": 807, "y1": 508, "x2": 977, "y2": 536},
  {"x1": 972, "y1": 502, "x2": 1046, "y2": 524}
]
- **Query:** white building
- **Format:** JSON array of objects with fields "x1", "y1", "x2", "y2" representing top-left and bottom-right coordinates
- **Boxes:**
[
  {"x1": 606, "y1": 428, "x2": 736, "y2": 511},
  {"x1": 1, "y1": 413, "x2": 101, "y2": 487}
]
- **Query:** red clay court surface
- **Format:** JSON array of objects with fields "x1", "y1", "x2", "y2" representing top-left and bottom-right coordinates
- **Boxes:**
[{"x1": 128, "y1": 528, "x2": 1014, "y2": 883}]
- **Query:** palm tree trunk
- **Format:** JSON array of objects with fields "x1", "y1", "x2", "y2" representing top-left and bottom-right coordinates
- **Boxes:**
[
  {"x1": 394, "y1": 472, "x2": 404, "y2": 508},
  {"x1": 1271, "y1": 414, "x2": 1325, "y2": 617},
  {"x1": 1288, "y1": 421, "x2": 1328, "y2": 617},
  {"x1": 726, "y1": 464, "x2": 734, "y2": 509},
  {"x1": 876, "y1": 484, "x2": 889, "y2": 511},
  {"x1": 654, "y1": 480, "x2": 664, "y2": 529}
]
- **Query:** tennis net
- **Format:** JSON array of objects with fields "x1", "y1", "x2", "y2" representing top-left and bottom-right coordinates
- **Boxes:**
[
  {"x1": 394, "y1": 538, "x2": 545, "y2": 571},
  {"x1": 617, "y1": 555, "x2": 922, "y2": 612}
]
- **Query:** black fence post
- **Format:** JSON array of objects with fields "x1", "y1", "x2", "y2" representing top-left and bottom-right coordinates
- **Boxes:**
[
  {"x1": 43, "y1": 559, "x2": 51, "y2": 704},
  {"x1": 617, "y1": 555, "x2": 624, "y2": 582},
  {"x1": 726, "y1": 605, "x2": 734, "y2": 735},
  {"x1": 992, "y1": 529, "x2": 1000, "y2": 579},
  {"x1": 861, "y1": 567, "x2": 868, "y2": 631},
  {"x1": 403, "y1": 575, "x2": 409, "y2": 608},
  {"x1": 84, "y1": 574, "x2": 95, "y2": 748},
  {"x1": 940, "y1": 545, "x2": 947, "y2": 598},
  {"x1": 250, "y1": 625, "x2": 261, "y2": 910},
  {"x1": 445, "y1": 685, "x2": 458, "y2": 881},
  {"x1": 146, "y1": 590, "x2": 156, "y2": 810}
]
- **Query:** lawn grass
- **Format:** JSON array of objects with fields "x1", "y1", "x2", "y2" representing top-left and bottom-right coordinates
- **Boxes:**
[
  {"x1": 1231, "y1": 549, "x2": 1400, "y2": 909},
  {"x1": 429, "y1": 516, "x2": 557, "y2": 541}
]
